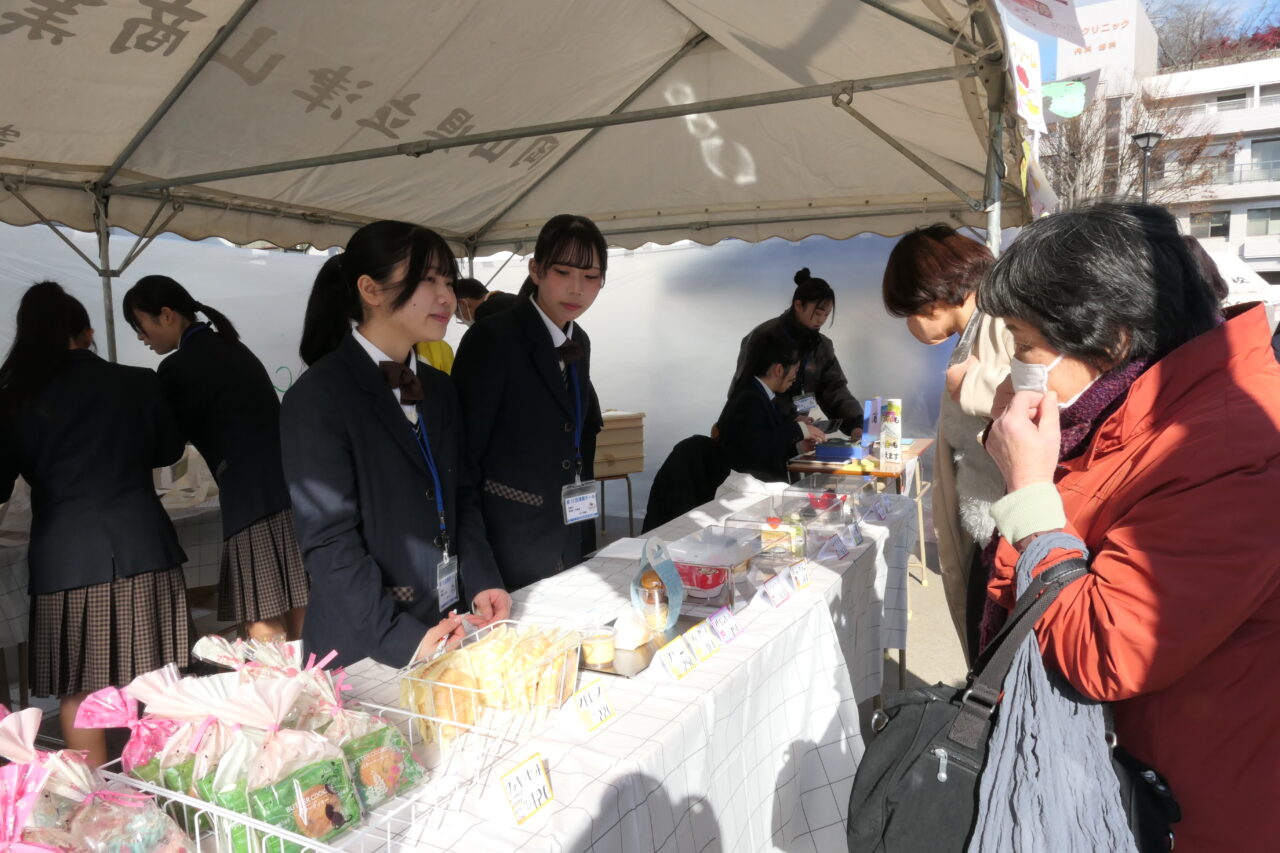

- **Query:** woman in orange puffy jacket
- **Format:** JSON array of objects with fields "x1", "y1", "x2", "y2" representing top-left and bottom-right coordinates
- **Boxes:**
[{"x1": 980, "y1": 202, "x2": 1280, "y2": 853}]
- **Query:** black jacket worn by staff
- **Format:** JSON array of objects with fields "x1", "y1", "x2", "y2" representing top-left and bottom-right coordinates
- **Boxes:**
[
  {"x1": 452, "y1": 297, "x2": 603, "y2": 591},
  {"x1": 157, "y1": 324, "x2": 291, "y2": 539},
  {"x1": 717, "y1": 379, "x2": 804, "y2": 483},
  {"x1": 279, "y1": 334, "x2": 504, "y2": 668},
  {"x1": 730, "y1": 310, "x2": 864, "y2": 434},
  {"x1": 0, "y1": 350, "x2": 187, "y2": 594}
]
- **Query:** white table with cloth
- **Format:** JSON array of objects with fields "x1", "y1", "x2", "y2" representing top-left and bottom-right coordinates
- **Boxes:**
[{"x1": 341, "y1": 489, "x2": 917, "y2": 852}]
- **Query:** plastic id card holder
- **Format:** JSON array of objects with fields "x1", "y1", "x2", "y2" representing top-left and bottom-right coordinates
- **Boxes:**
[
  {"x1": 562, "y1": 479, "x2": 600, "y2": 524},
  {"x1": 437, "y1": 554, "x2": 460, "y2": 611},
  {"x1": 793, "y1": 394, "x2": 818, "y2": 414}
]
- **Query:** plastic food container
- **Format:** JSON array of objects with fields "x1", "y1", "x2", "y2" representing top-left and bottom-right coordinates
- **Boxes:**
[
  {"x1": 666, "y1": 526, "x2": 761, "y2": 599},
  {"x1": 581, "y1": 626, "x2": 617, "y2": 666}
]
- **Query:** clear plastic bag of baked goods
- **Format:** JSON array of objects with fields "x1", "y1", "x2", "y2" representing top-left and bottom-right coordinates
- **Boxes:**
[
  {"x1": 309, "y1": 669, "x2": 423, "y2": 811},
  {"x1": 68, "y1": 789, "x2": 194, "y2": 853},
  {"x1": 208, "y1": 677, "x2": 361, "y2": 853},
  {"x1": 0, "y1": 706, "x2": 102, "y2": 836},
  {"x1": 504, "y1": 625, "x2": 581, "y2": 712}
]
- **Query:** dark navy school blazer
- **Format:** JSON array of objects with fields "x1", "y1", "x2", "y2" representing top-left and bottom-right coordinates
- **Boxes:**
[
  {"x1": 280, "y1": 334, "x2": 504, "y2": 667},
  {"x1": 717, "y1": 378, "x2": 804, "y2": 483},
  {"x1": 451, "y1": 297, "x2": 603, "y2": 590}
]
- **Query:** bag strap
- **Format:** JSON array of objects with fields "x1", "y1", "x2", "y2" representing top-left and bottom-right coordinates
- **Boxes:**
[{"x1": 946, "y1": 556, "x2": 1088, "y2": 749}]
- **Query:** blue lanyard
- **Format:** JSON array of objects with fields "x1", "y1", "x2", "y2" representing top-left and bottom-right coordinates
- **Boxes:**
[
  {"x1": 568, "y1": 363, "x2": 584, "y2": 476},
  {"x1": 412, "y1": 420, "x2": 450, "y2": 554}
]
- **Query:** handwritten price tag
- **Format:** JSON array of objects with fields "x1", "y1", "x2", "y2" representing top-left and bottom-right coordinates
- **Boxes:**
[
  {"x1": 571, "y1": 679, "x2": 615, "y2": 731},
  {"x1": 828, "y1": 533, "x2": 849, "y2": 559},
  {"x1": 763, "y1": 574, "x2": 792, "y2": 607},
  {"x1": 790, "y1": 561, "x2": 813, "y2": 589},
  {"x1": 502, "y1": 754, "x2": 554, "y2": 824},
  {"x1": 657, "y1": 636, "x2": 700, "y2": 679},
  {"x1": 708, "y1": 607, "x2": 743, "y2": 644},
  {"x1": 873, "y1": 496, "x2": 889, "y2": 520},
  {"x1": 843, "y1": 520, "x2": 864, "y2": 547},
  {"x1": 683, "y1": 621, "x2": 723, "y2": 661}
]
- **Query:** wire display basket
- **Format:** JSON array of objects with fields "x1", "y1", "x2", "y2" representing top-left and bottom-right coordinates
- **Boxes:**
[{"x1": 100, "y1": 621, "x2": 583, "y2": 851}]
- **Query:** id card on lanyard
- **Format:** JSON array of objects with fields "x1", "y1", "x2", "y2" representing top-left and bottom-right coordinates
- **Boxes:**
[
  {"x1": 562, "y1": 363, "x2": 599, "y2": 525},
  {"x1": 413, "y1": 421, "x2": 459, "y2": 611}
]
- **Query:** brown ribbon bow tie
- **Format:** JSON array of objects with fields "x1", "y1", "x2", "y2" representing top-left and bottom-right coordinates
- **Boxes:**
[
  {"x1": 557, "y1": 339, "x2": 584, "y2": 365},
  {"x1": 379, "y1": 360, "x2": 423, "y2": 404}
]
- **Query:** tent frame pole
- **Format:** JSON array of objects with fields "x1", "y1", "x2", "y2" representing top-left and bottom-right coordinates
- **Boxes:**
[
  {"x1": 91, "y1": 193, "x2": 117, "y2": 362},
  {"x1": 107, "y1": 64, "x2": 980, "y2": 196},
  {"x1": 1, "y1": 180, "x2": 102, "y2": 272},
  {"x1": 855, "y1": 0, "x2": 987, "y2": 56},
  {"x1": 469, "y1": 31, "x2": 710, "y2": 246},
  {"x1": 831, "y1": 95, "x2": 984, "y2": 211}
]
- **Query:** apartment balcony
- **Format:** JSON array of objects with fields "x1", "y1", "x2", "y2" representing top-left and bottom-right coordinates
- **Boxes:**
[{"x1": 1160, "y1": 95, "x2": 1280, "y2": 137}]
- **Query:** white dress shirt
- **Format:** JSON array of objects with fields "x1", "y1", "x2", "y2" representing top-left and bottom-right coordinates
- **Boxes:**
[{"x1": 352, "y1": 328, "x2": 420, "y2": 424}]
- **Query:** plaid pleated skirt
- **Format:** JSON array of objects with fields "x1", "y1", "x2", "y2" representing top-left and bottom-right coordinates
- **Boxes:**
[
  {"x1": 216, "y1": 508, "x2": 309, "y2": 623},
  {"x1": 30, "y1": 567, "x2": 191, "y2": 698}
]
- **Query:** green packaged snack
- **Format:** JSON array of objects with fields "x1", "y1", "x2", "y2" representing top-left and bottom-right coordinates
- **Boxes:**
[
  {"x1": 342, "y1": 724, "x2": 424, "y2": 811},
  {"x1": 211, "y1": 785, "x2": 255, "y2": 853},
  {"x1": 129, "y1": 756, "x2": 164, "y2": 787},
  {"x1": 246, "y1": 758, "x2": 360, "y2": 853},
  {"x1": 160, "y1": 756, "x2": 205, "y2": 836}
]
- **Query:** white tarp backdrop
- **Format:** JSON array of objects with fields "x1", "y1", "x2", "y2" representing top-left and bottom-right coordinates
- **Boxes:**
[
  {"x1": 0, "y1": 0, "x2": 1021, "y2": 253},
  {"x1": 0, "y1": 222, "x2": 962, "y2": 519}
]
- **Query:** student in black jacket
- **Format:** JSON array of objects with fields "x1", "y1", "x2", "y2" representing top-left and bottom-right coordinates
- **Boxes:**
[
  {"x1": 452, "y1": 216, "x2": 607, "y2": 590},
  {"x1": 718, "y1": 329, "x2": 827, "y2": 482},
  {"x1": 123, "y1": 276, "x2": 307, "y2": 643},
  {"x1": 280, "y1": 221, "x2": 509, "y2": 667},
  {"x1": 0, "y1": 282, "x2": 191, "y2": 766},
  {"x1": 730, "y1": 268, "x2": 864, "y2": 438}
]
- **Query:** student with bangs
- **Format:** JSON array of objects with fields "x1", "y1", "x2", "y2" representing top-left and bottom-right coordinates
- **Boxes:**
[
  {"x1": 452, "y1": 214, "x2": 607, "y2": 590},
  {"x1": 280, "y1": 220, "x2": 509, "y2": 667}
]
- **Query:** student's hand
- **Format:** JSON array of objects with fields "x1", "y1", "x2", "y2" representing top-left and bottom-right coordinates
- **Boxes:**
[
  {"x1": 413, "y1": 612, "x2": 467, "y2": 663},
  {"x1": 802, "y1": 423, "x2": 826, "y2": 444},
  {"x1": 849, "y1": 427, "x2": 863, "y2": 443},
  {"x1": 794, "y1": 415, "x2": 815, "y2": 425},
  {"x1": 945, "y1": 355, "x2": 979, "y2": 403},
  {"x1": 471, "y1": 588, "x2": 511, "y2": 626}
]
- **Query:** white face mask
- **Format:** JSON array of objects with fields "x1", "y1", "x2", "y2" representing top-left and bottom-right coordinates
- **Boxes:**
[{"x1": 1009, "y1": 354, "x2": 1063, "y2": 393}]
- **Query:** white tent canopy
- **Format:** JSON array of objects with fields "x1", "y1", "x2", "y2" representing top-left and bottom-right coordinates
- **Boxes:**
[{"x1": 0, "y1": 0, "x2": 1021, "y2": 354}]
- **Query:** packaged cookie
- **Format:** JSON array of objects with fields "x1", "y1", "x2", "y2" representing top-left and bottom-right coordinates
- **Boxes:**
[
  {"x1": 74, "y1": 687, "x2": 180, "y2": 777},
  {"x1": 69, "y1": 790, "x2": 193, "y2": 853},
  {"x1": 0, "y1": 707, "x2": 101, "y2": 834}
]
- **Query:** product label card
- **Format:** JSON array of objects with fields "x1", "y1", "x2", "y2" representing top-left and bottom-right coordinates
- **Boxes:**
[
  {"x1": 708, "y1": 607, "x2": 743, "y2": 644},
  {"x1": 763, "y1": 575, "x2": 792, "y2": 607},
  {"x1": 842, "y1": 521, "x2": 864, "y2": 548},
  {"x1": 873, "y1": 496, "x2": 889, "y2": 520},
  {"x1": 570, "y1": 680, "x2": 615, "y2": 732},
  {"x1": 656, "y1": 636, "x2": 700, "y2": 680},
  {"x1": 790, "y1": 561, "x2": 813, "y2": 589},
  {"x1": 502, "y1": 754, "x2": 554, "y2": 824},
  {"x1": 562, "y1": 480, "x2": 600, "y2": 524},
  {"x1": 684, "y1": 621, "x2": 723, "y2": 661}
]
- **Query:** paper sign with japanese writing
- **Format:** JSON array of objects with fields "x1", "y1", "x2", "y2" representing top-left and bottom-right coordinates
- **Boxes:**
[
  {"x1": 708, "y1": 607, "x2": 744, "y2": 644},
  {"x1": 763, "y1": 574, "x2": 792, "y2": 607},
  {"x1": 657, "y1": 636, "x2": 700, "y2": 680},
  {"x1": 790, "y1": 561, "x2": 813, "y2": 589},
  {"x1": 843, "y1": 521, "x2": 864, "y2": 548},
  {"x1": 1004, "y1": 20, "x2": 1048, "y2": 134},
  {"x1": 684, "y1": 621, "x2": 723, "y2": 661},
  {"x1": 502, "y1": 754, "x2": 554, "y2": 824},
  {"x1": 571, "y1": 679, "x2": 615, "y2": 731},
  {"x1": 995, "y1": 0, "x2": 1085, "y2": 46}
]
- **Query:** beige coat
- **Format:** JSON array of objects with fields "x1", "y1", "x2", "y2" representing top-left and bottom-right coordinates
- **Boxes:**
[{"x1": 932, "y1": 311, "x2": 1013, "y2": 662}]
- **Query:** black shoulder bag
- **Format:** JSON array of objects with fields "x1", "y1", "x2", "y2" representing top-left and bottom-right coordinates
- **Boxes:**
[{"x1": 845, "y1": 557, "x2": 1181, "y2": 852}]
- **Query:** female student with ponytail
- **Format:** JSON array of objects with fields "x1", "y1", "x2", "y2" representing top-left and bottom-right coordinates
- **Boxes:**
[
  {"x1": 123, "y1": 276, "x2": 307, "y2": 643},
  {"x1": 730, "y1": 268, "x2": 864, "y2": 438},
  {"x1": 0, "y1": 282, "x2": 191, "y2": 766},
  {"x1": 451, "y1": 214, "x2": 607, "y2": 590},
  {"x1": 280, "y1": 221, "x2": 510, "y2": 666}
]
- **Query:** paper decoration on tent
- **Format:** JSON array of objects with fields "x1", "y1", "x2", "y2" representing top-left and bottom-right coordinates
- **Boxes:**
[
  {"x1": 995, "y1": 0, "x2": 1086, "y2": 46},
  {"x1": 1004, "y1": 20, "x2": 1048, "y2": 134},
  {"x1": 1044, "y1": 69, "x2": 1101, "y2": 125},
  {"x1": 1021, "y1": 141, "x2": 1060, "y2": 219}
]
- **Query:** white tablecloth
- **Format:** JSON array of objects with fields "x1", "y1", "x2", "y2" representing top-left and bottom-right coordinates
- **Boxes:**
[{"x1": 342, "y1": 490, "x2": 917, "y2": 852}]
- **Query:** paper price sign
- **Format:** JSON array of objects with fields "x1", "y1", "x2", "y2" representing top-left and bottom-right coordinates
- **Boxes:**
[
  {"x1": 763, "y1": 574, "x2": 791, "y2": 607},
  {"x1": 571, "y1": 679, "x2": 615, "y2": 731},
  {"x1": 684, "y1": 621, "x2": 723, "y2": 661},
  {"x1": 790, "y1": 561, "x2": 813, "y2": 589},
  {"x1": 657, "y1": 636, "x2": 700, "y2": 679},
  {"x1": 708, "y1": 607, "x2": 743, "y2": 644},
  {"x1": 829, "y1": 533, "x2": 849, "y2": 559},
  {"x1": 843, "y1": 521, "x2": 864, "y2": 548},
  {"x1": 873, "y1": 497, "x2": 889, "y2": 520},
  {"x1": 502, "y1": 754, "x2": 554, "y2": 824}
]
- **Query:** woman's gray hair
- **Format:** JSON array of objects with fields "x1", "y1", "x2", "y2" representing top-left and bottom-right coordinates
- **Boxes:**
[{"x1": 977, "y1": 202, "x2": 1222, "y2": 370}]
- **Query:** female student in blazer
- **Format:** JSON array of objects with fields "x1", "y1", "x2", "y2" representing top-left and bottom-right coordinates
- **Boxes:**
[
  {"x1": 123, "y1": 275, "x2": 307, "y2": 643},
  {"x1": 280, "y1": 220, "x2": 510, "y2": 667},
  {"x1": 0, "y1": 282, "x2": 191, "y2": 766},
  {"x1": 452, "y1": 214, "x2": 606, "y2": 590}
]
